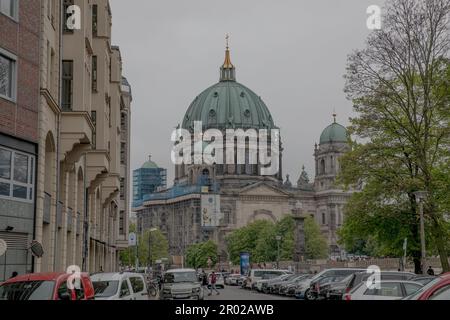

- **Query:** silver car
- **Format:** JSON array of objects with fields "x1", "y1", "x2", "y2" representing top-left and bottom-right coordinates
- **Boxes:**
[{"x1": 160, "y1": 269, "x2": 204, "y2": 300}]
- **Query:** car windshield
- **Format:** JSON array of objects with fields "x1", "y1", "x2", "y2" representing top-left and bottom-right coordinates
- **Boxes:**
[
  {"x1": 164, "y1": 271, "x2": 198, "y2": 283},
  {"x1": 92, "y1": 280, "x2": 120, "y2": 297},
  {"x1": 404, "y1": 277, "x2": 442, "y2": 300},
  {"x1": 0, "y1": 281, "x2": 55, "y2": 300}
]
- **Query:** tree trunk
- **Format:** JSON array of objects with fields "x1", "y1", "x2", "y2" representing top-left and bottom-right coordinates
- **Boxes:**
[
  {"x1": 431, "y1": 220, "x2": 450, "y2": 273},
  {"x1": 412, "y1": 256, "x2": 422, "y2": 274}
]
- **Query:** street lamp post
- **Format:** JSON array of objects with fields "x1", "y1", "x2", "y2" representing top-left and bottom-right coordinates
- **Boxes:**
[
  {"x1": 276, "y1": 235, "x2": 282, "y2": 269},
  {"x1": 413, "y1": 191, "x2": 428, "y2": 275}
]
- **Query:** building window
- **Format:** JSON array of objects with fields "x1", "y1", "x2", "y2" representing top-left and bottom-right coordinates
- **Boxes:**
[
  {"x1": 91, "y1": 111, "x2": 97, "y2": 149},
  {"x1": 320, "y1": 159, "x2": 326, "y2": 175},
  {"x1": 119, "y1": 210, "x2": 125, "y2": 235},
  {"x1": 92, "y1": 4, "x2": 98, "y2": 36},
  {"x1": 0, "y1": 51, "x2": 16, "y2": 101},
  {"x1": 120, "y1": 143, "x2": 126, "y2": 165},
  {"x1": 62, "y1": 60, "x2": 73, "y2": 110},
  {"x1": 0, "y1": 147, "x2": 35, "y2": 202},
  {"x1": 63, "y1": 0, "x2": 74, "y2": 33},
  {"x1": 322, "y1": 212, "x2": 326, "y2": 225},
  {"x1": 92, "y1": 56, "x2": 97, "y2": 92},
  {"x1": 120, "y1": 178, "x2": 125, "y2": 200},
  {"x1": 0, "y1": 0, "x2": 18, "y2": 20}
]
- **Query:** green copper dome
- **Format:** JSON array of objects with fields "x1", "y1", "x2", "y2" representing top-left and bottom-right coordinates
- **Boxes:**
[
  {"x1": 320, "y1": 121, "x2": 348, "y2": 144},
  {"x1": 142, "y1": 156, "x2": 159, "y2": 169},
  {"x1": 181, "y1": 47, "x2": 276, "y2": 131}
]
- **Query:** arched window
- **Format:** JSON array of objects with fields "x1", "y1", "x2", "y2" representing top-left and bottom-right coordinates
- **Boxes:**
[
  {"x1": 322, "y1": 212, "x2": 326, "y2": 225},
  {"x1": 320, "y1": 159, "x2": 326, "y2": 174}
]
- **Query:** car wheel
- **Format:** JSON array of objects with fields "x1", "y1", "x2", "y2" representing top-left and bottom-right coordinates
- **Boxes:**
[{"x1": 304, "y1": 289, "x2": 315, "y2": 301}]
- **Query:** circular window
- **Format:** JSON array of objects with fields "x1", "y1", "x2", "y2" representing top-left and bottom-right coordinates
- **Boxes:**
[
  {"x1": 244, "y1": 109, "x2": 251, "y2": 118},
  {"x1": 209, "y1": 109, "x2": 216, "y2": 118},
  {"x1": 240, "y1": 92, "x2": 246, "y2": 98}
]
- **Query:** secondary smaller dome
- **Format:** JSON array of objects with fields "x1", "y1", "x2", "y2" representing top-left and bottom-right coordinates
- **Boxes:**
[
  {"x1": 320, "y1": 115, "x2": 347, "y2": 144},
  {"x1": 142, "y1": 155, "x2": 159, "y2": 169}
]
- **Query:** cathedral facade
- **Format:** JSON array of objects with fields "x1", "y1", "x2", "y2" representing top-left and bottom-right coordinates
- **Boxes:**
[{"x1": 133, "y1": 45, "x2": 353, "y2": 262}]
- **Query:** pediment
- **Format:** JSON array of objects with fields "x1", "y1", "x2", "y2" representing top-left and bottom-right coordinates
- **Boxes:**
[{"x1": 239, "y1": 182, "x2": 291, "y2": 197}]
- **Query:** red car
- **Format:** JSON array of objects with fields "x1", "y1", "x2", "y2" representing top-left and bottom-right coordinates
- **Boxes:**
[
  {"x1": 0, "y1": 272, "x2": 95, "y2": 300},
  {"x1": 404, "y1": 273, "x2": 450, "y2": 300}
]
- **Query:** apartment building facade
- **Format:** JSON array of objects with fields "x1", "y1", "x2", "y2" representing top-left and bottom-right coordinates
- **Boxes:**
[
  {"x1": 0, "y1": 0, "x2": 40, "y2": 282},
  {"x1": 1, "y1": 0, "x2": 132, "y2": 277}
]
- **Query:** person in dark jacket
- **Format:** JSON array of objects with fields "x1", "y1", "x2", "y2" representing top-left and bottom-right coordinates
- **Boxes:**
[{"x1": 427, "y1": 266, "x2": 435, "y2": 276}]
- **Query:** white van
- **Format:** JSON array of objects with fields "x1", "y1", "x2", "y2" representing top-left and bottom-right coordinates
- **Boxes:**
[
  {"x1": 246, "y1": 269, "x2": 292, "y2": 290},
  {"x1": 91, "y1": 272, "x2": 149, "y2": 300}
]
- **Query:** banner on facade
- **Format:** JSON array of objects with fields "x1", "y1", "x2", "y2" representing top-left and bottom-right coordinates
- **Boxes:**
[
  {"x1": 201, "y1": 194, "x2": 221, "y2": 227},
  {"x1": 240, "y1": 252, "x2": 250, "y2": 276}
]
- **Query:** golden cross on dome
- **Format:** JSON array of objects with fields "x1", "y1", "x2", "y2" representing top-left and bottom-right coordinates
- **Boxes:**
[
  {"x1": 333, "y1": 107, "x2": 337, "y2": 123},
  {"x1": 226, "y1": 34, "x2": 230, "y2": 49}
]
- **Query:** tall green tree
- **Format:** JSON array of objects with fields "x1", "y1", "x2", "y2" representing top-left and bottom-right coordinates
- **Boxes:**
[
  {"x1": 186, "y1": 240, "x2": 218, "y2": 269},
  {"x1": 226, "y1": 216, "x2": 328, "y2": 264},
  {"x1": 341, "y1": 0, "x2": 450, "y2": 272},
  {"x1": 138, "y1": 228, "x2": 169, "y2": 266},
  {"x1": 304, "y1": 216, "x2": 329, "y2": 260},
  {"x1": 119, "y1": 224, "x2": 169, "y2": 268}
]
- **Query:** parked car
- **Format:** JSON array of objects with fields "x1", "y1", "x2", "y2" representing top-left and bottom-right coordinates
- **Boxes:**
[
  {"x1": 0, "y1": 272, "x2": 95, "y2": 300},
  {"x1": 267, "y1": 274, "x2": 299, "y2": 294},
  {"x1": 343, "y1": 271, "x2": 416, "y2": 298},
  {"x1": 296, "y1": 268, "x2": 365, "y2": 300},
  {"x1": 310, "y1": 275, "x2": 347, "y2": 299},
  {"x1": 91, "y1": 272, "x2": 148, "y2": 300},
  {"x1": 246, "y1": 269, "x2": 292, "y2": 290},
  {"x1": 319, "y1": 274, "x2": 354, "y2": 300},
  {"x1": 410, "y1": 276, "x2": 437, "y2": 286},
  {"x1": 256, "y1": 274, "x2": 291, "y2": 293},
  {"x1": 404, "y1": 273, "x2": 450, "y2": 300},
  {"x1": 160, "y1": 269, "x2": 204, "y2": 300},
  {"x1": 344, "y1": 280, "x2": 423, "y2": 300},
  {"x1": 207, "y1": 272, "x2": 225, "y2": 289},
  {"x1": 279, "y1": 274, "x2": 311, "y2": 296},
  {"x1": 225, "y1": 273, "x2": 242, "y2": 286}
]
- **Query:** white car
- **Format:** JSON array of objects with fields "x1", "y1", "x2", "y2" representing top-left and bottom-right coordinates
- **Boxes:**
[
  {"x1": 91, "y1": 272, "x2": 149, "y2": 300},
  {"x1": 344, "y1": 280, "x2": 423, "y2": 300},
  {"x1": 246, "y1": 269, "x2": 292, "y2": 290},
  {"x1": 225, "y1": 273, "x2": 242, "y2": 286},
  {"x1": 208, "y1": 272, "x2": 225, "y2": 289}
]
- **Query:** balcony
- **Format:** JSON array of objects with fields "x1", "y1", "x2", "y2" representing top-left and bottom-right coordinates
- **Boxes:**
[
  {"x1": 86, "y1": 150, "x2": 110, "y2": 189},
  {"x1": 101, "y1": 174, "x2": 120, "y2": 205},
  {"x1": 60, "y1": 111, "x2": 94, "y2": 162},
  {"x1": 44, "y1": 192, "x2": 51, "y2": 224}
]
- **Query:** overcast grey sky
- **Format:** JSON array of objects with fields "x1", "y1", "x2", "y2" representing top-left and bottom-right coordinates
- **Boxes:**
[{"x1": 110, "y1": 0, "x2": 385, "y2": 186}]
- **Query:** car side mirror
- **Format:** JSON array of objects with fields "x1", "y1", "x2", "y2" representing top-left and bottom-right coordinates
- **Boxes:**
[{"x1": 59, "y1": 292, "x2": 72, "y2": 301}]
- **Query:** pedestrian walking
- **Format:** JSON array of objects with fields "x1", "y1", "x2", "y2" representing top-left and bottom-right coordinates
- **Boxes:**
[
  {"x1": 201, "y1": 271, "x2": 208, "y2": 290},
  {"x1": 208, "y1": 271, "x2": 220, "y2": 296},
  {"x1": 427, "y1": 266, "x2": 435, "y2": 276}
]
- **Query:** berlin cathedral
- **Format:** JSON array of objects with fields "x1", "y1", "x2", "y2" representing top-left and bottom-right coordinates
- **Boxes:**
[{"x1": 134, "y1": 43, "x2": 353, "y2": 262}]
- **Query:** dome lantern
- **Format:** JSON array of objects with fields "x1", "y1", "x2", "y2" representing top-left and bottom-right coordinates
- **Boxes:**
[{"x1": 220, "y1": 34, "x2": 236, "y2": 82}]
